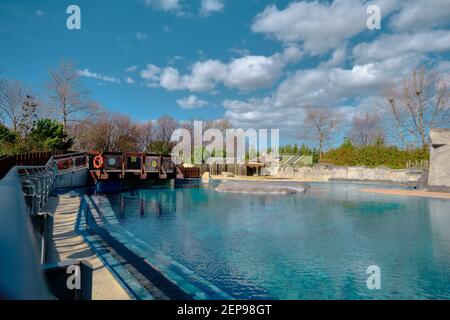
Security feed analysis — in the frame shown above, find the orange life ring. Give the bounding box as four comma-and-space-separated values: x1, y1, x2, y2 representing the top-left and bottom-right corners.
93, 155, 104, 169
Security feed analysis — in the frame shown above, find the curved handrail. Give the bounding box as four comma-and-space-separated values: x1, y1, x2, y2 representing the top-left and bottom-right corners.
0, 152, 88, 299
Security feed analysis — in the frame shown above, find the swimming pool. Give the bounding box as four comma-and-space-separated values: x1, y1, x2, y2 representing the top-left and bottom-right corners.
91, 180, 450, 299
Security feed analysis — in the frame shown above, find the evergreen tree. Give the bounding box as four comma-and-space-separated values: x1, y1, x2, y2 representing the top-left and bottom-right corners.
29, 119, 73, 151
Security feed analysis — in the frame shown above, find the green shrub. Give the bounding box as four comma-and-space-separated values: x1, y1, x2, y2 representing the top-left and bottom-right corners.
322, 140, 429, 169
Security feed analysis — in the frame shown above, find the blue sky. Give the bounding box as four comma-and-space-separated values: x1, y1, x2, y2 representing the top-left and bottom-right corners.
1, 0, 450, 144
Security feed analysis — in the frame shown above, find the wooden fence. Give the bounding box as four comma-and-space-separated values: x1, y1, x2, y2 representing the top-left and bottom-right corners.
11, 150, 68, 166
181, 167, 201, 179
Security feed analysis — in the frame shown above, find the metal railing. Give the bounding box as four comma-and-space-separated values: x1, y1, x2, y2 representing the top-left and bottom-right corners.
17, 152, 88, 216
0, 152, 91, 299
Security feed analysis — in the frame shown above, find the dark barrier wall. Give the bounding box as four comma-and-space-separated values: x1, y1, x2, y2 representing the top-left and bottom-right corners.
0, 168, 48, 299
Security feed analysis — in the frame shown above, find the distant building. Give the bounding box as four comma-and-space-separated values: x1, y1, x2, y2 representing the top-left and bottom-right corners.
246, 153, 313, 176
247, 153, 280, 176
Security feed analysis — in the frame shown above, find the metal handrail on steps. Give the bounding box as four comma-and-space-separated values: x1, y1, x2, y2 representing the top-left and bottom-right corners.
17, 152, 88, 216
0, 152, 90, 299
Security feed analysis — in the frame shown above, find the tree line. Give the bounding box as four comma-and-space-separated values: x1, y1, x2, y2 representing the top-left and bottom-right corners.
1, 62, 449, 168
0, 60, 231, 155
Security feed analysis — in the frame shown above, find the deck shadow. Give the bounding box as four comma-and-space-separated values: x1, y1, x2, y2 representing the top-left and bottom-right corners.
84, 209, 192, 300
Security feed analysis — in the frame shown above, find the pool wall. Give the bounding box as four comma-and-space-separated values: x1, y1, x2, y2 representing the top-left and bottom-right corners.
276, 165, 423, 185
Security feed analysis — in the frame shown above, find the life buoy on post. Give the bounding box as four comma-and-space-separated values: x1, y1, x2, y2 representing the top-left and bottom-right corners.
93, 154, 104, 169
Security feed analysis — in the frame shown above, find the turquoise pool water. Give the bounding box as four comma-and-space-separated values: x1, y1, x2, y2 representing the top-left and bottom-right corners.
94, 181, 450, 299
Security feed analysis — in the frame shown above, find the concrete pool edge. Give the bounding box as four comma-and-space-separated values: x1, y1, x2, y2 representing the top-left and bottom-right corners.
359, 189, 450, 200
47, 193, 132, 300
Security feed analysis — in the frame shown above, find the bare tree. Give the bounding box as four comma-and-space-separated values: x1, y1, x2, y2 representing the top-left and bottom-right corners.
47, 60, 96, 132
385, 68, 450, 149
155, 115, 178, 143
136, 121, 154, 152
349, 111, 384, 146
18, 95, 39, 138
71, 112, 140, 152
303, 107, 343, 160
0, 79, 31, 131
207, 118, 232, 133
111, 115, 140, 152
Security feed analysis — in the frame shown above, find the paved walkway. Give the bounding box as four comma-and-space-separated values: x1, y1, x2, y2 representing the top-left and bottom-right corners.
359, 188, 450, 200
46, 195, 131, 300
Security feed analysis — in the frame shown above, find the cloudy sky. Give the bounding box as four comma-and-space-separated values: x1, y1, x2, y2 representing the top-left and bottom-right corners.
1, 0, 449, 143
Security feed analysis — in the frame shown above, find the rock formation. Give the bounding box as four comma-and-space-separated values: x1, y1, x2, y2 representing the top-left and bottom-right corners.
215, 181, 308, 195
428, 128, 450, 192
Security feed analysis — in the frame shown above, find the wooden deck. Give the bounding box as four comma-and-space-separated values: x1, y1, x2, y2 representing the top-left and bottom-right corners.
88, 152, 185, 181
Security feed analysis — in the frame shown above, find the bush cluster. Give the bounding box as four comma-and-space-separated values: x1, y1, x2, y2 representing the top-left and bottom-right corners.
322, 139, 429, 169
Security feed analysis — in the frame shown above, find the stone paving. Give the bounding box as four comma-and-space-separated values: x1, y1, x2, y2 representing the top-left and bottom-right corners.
46, 195, 131, 300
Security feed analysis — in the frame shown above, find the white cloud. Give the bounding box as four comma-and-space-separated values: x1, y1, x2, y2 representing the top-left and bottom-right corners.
35, 10, 44, 17
324, 47, 347, 67
125, 77, 135, 84
221, 52, 425, 133
390, 0, 450, 31
78, 68, 121, 84
167, 55, 183, 65
159, 67, 184, 90
144, 0, 181, 12
223, 56, 283, 90
140, 64, 162, 82
229, 48, 251, 57
275, 53, 423, 108
223, 97, 307, 135
176, 95, 208, 109
161, 60, 225, 91
135, 32, 148, 40
223, 46, 303, 91
251, 0, 399, 55
143, 0, 226, 17
125, 65, 138, 73
200, 0, 225, 16
353, 30, 450, 64
158, 46, 303, 92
